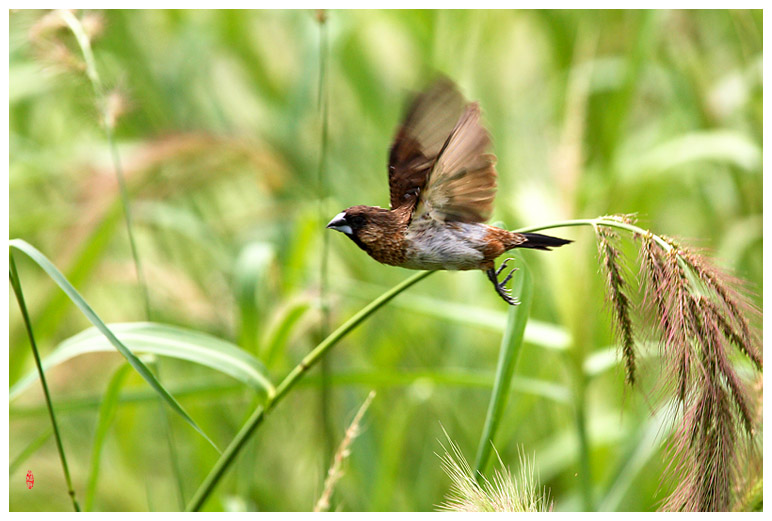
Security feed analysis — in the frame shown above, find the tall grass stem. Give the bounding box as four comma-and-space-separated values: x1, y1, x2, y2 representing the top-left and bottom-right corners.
59, 10, 152, 320
315, 9, 335, 458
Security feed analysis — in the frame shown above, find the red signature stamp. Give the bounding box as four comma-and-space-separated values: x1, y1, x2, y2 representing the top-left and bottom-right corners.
26, 470, 34, 489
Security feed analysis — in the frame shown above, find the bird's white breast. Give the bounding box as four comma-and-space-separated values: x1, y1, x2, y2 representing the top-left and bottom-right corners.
402, 217, 488, 270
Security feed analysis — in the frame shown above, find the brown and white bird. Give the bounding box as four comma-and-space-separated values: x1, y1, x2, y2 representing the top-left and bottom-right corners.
327, 78, 570, 305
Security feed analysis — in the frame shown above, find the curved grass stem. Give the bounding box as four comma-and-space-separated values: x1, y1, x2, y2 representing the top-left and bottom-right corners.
516, 217, 673, 252
186, 269, 434, 511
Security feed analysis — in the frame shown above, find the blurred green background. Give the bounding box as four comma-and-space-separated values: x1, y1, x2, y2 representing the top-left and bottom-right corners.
9, 9, 762, 511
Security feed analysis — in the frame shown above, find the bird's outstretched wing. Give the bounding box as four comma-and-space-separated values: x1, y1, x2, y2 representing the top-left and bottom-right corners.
388, 78, 466, 212
414, 103, 498, 223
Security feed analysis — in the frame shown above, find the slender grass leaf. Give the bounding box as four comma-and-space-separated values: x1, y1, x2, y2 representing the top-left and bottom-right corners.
11, 202, 124, 383
10, 322, 275, 401
9, 239, 221, 453
473, 252, 534, 476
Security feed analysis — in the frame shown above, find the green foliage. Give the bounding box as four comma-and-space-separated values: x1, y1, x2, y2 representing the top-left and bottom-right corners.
10, 322, 275, 400
10, 240, 222, 453
9, 9, 762, 512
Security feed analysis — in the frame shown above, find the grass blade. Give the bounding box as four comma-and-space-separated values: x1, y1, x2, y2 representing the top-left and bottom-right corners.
473, 252, 534, 477
9, 239, 221, 453
10, 322, 275, 401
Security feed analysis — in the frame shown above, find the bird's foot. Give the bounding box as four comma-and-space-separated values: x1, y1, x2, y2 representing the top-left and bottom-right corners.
487, 258, 520, 306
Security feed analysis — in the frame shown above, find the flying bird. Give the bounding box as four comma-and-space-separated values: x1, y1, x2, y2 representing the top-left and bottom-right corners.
327, 79, 570, 305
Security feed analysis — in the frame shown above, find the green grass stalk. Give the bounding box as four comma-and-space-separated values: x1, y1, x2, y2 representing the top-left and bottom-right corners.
186, 269, 434, 511
9, 254, 81, 512
316, 9, 335, 458
59, 9, 152, 320
516, 218, 672, 251
473, 254, 533, 477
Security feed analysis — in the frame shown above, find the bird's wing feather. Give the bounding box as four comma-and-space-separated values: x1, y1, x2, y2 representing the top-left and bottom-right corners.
413, 103, 498, 223
388, 79, 466, 212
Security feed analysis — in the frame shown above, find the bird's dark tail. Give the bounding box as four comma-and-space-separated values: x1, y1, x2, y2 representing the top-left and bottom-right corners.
516, 232, 572, 251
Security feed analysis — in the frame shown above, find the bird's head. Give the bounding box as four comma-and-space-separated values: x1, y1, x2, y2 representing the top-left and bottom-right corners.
326, 205, 398, 253
326, 205, 377, 238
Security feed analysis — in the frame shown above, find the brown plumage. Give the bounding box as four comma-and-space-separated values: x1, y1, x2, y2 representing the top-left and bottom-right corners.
327, 78, 571, 305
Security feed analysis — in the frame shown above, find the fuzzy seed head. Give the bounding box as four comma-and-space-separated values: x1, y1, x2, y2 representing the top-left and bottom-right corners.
596, 225, 637, 384
437, 437, 552, 513
635, 233, 761, 511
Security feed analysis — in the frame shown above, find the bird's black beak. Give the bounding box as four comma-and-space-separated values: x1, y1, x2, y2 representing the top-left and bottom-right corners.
326, 212, 353, 235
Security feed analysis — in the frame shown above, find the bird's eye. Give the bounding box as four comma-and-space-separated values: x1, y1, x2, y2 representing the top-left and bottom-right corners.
348, 215, 365, 227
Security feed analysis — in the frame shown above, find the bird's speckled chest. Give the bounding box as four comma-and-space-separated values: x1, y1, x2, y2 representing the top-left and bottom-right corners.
401, 217, 489, 270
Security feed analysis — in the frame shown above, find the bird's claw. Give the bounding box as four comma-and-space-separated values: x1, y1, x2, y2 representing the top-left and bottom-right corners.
487, 259, 520, 306
495, 257, 514, 276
